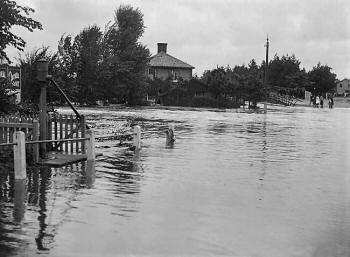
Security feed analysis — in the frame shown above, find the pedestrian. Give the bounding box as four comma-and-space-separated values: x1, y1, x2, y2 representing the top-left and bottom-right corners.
316, 96, 320, 108
330, 97, 334, 108
320, 95, 324, 108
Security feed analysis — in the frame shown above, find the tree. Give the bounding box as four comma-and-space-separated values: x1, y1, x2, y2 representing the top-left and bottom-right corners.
0, 0, 42, 62
101, 5, 150, 105
308, 63, 337, 94
56, 34, 79, 104
74, 25, 102, 105
268, 54, 302, 88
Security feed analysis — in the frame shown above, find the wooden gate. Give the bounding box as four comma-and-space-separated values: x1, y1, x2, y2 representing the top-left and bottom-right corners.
48, 114, 86, 154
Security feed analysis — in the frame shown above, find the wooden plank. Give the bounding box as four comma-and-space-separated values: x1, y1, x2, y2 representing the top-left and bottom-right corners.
0, 125, 3, 144
81, 115, 86, 154
59, 114, 63, 152
41, 153, 87, 166
47, 115, 52, 140
70, 115, 73, 153
64, 115, 68, 153
4, 126, 8, 143
40, 152, 102, 167
54, 114, 58, 149
0, 123, 33, 129
9, 126, 14, 143
75, 116, 79, 153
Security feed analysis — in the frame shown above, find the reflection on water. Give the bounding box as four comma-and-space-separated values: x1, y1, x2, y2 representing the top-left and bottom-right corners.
0, 106, 350, 257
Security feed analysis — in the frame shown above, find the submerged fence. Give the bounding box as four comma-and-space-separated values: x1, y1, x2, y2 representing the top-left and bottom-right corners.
0, 113, 86, 162
0, 115, 39, 162
0, 115, 39, 143
48, 114, 86, 154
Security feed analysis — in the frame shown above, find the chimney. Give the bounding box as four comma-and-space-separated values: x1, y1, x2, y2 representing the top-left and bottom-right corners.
157, 43, 167, 53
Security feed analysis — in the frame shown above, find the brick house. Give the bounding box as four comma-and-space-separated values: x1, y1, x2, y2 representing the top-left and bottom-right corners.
336, 78, 350, 96
148, 43, 194, 81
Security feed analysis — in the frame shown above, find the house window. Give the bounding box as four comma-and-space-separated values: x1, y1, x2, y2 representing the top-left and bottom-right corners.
0, 71, 5, 78
339, 84, 342, 88
171, 70, 178, 81
148, 68, 157, 78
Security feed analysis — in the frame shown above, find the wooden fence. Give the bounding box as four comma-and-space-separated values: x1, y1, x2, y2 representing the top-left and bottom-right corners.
0, 115, 39, 161
48, 114, 86, 154
0, 115, 39, 144
0, 113, 85, 157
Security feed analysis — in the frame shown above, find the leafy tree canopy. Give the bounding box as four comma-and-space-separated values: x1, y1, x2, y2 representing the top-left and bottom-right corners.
101, 5, 150, 105
0, 0, 42, 62
308, 63, 337, 94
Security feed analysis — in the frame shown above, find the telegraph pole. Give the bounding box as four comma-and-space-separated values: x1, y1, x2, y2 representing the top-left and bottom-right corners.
264, 35, 269, 113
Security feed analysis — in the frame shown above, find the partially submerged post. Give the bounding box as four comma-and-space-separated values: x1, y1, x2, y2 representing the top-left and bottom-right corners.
13, 131, 26, 180
133, 125, 141, 150
264, 36, 269, 114
86, 129, 96, 161
166, 124, 175, 145
32, 121, 40, 163
13, 179, 26, 223
37, 59, 49, 157
85, 160, 96, 188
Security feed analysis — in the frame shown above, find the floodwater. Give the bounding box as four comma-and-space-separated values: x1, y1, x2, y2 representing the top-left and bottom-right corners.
0, 105, 350, 257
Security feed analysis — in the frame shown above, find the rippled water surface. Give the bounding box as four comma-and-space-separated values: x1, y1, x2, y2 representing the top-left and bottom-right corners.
1, 106, 350, 257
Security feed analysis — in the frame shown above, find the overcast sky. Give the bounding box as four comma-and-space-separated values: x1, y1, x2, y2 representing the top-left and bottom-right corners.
7, 0, 350, 78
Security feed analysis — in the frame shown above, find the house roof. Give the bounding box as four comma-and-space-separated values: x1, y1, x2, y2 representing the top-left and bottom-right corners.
338, 78, 350, 83
149, 52, 194, 69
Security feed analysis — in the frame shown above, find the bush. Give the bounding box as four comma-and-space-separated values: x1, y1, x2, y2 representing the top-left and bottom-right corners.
190, 96, 240, 108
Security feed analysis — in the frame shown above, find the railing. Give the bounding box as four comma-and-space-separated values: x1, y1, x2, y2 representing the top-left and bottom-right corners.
0, 115, 40, 162
268, 93, 301, 106
0, 125, 143, 180
0, 115, 39, 143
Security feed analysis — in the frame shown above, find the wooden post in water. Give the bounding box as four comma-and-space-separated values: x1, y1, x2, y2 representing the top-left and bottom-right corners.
85, 160, 96, 188
133, 126, 141, 150
264, 35, 269, 114
32, 121, 40, 163
166, 124, 175, 145
37, 59, 49, 157
13, 179, 26, 223
86, 129, 96, 161
13, 131, 26, 179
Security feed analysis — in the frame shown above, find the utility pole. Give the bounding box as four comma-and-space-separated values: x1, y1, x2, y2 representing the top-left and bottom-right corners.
264, 35, 269, 113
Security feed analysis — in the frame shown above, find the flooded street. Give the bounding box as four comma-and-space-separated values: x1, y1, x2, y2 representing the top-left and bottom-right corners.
1, 106, 350, 257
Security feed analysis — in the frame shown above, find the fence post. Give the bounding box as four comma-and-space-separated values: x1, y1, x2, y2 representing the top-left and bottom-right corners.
86, 129, 95, 161
13, 131, 26, 179
81, 115, 86, 154
133, 125, 141, 150
13, 179, 26, 223
85, 160, 96, 188
33, 121, 39, 163
166, 124, 175, 144
39, 88, 47, 157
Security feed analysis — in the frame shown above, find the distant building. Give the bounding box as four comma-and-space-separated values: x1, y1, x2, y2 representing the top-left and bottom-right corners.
148, 43, 194, 81
336, 78, 350, 96
0, 60, 21, 103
